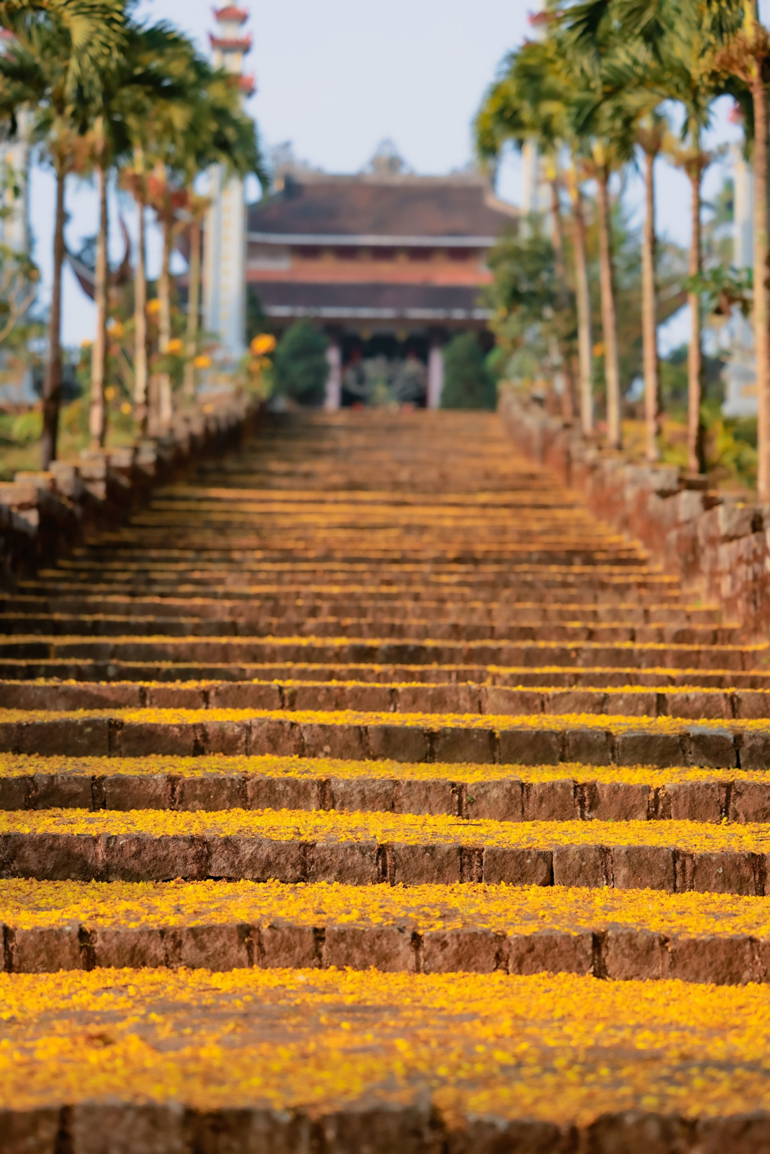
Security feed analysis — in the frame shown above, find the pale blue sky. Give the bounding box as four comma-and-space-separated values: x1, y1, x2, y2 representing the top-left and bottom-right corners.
26, 0, 770, 350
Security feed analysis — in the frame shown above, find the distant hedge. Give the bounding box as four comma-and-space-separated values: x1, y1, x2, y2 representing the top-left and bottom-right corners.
273, 322, 328, 406
440, 334, 497, 410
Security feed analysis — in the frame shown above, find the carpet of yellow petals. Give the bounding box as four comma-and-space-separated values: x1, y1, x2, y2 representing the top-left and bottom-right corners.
2, 411, 770, 1151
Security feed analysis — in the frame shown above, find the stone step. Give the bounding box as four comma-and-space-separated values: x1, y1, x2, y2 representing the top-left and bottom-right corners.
151, 487, 589, 507
32, 566, 682, 594
3, 752, 769, 823
0, 634, 761, 670
0, 594, 719, 625
3, 877, 770, 985
3, 807, 770, 894
2, 678, 769, 720
9, 961, 770, 1152
0, 614, 739, 645
47, 547, 649, 567
121, 517, 627, 538
5, 658, 768, 689
0, 706, 761, 767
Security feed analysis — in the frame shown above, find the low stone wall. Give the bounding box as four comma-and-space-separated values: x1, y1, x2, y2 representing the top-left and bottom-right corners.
499, 385, 770, 637
0, 396, 261, 590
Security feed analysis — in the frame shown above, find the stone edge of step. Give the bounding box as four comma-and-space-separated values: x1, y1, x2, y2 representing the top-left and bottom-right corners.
1, 831, 767, 897
0, 714, 763, 770
2, 768, 767, 825
0, 918, 764, 987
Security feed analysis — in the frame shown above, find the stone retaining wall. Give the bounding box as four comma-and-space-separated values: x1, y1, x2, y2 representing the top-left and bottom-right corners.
499, 385, 770, 637
0, 396, 261, 590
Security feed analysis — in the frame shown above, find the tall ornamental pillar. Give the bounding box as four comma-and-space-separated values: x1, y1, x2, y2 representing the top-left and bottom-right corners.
427, 341, 444, 409
325, 341, 342, 410
203, 6, 255, 368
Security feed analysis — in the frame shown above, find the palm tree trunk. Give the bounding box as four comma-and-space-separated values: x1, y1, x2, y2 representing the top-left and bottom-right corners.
183, 216, 201, 399
158, 213, 173, 430
568, 167, 593, 436
687, 163, 706, 474
41, 161, 66, 469
548, 173, 575, 424
753, 77, 770, 499
89, 161, 109, 449
133, 196, 149, 435
642, 148, 660, 463
595, 163, 622, 449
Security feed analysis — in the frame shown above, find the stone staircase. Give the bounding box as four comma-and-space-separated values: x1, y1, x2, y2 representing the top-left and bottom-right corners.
3, 410, 770, 1151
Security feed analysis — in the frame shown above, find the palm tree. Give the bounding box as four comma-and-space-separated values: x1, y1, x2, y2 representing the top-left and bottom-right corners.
665, 134, 712, 473
475, 36, 580, 426
140, 56, 266, 427
636, 111, 666, 461
575, 20, 667, 460
116, 23, 200, 435
84, 18, 200, 447
0, 0, 126, 466
179, 73, 267, 402
120, 152, 150, 431
705, 0, 770, 496
554, 0, 648, 452
562, 0, 730, 472
564, 160, 594, 434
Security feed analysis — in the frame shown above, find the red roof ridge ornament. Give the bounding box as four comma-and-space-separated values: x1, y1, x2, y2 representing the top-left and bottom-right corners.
213, 5, 248, 22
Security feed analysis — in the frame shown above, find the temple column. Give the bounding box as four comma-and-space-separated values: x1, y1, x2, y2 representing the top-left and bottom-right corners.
427, 341, 444, 409
325, 340, 342, 410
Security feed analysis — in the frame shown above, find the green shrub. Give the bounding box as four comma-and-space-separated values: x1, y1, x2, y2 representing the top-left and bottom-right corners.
273, 322, 328, 406
440, 333, 497, 410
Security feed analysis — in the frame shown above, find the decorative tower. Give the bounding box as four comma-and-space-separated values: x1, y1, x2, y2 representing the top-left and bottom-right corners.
202, 6, 255, 369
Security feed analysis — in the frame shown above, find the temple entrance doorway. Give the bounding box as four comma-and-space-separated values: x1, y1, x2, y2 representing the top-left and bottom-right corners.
340, 333, 430, 408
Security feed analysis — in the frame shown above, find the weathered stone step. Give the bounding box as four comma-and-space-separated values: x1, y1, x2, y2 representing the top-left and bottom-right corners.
0, 706, 764, 768
5, 657, 770, 691
1, 594, 718, 626
4, 877, 770, 985
0, 613, 738, 645
34, 563, 681, 593
17, 966, 770, 1154
3, 678, 769, 721
55, 545, 649, 567
152, 486, 588, 507
124, 515, 624, 538
1, 634, 761, 671
3, 808, 770, 894
3, 752, 770, 824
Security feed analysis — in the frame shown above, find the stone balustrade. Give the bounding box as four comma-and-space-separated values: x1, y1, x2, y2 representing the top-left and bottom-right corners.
499, 384, 770, 637
0, 395, 262, 590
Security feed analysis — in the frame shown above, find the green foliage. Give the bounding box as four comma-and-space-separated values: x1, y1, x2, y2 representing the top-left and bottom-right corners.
486, 226, 569, 381
659, 344, 725, 415
705, 404, 757, 491
440, 333, 497, 411
0, 407, 41, 445
273, 322, 328, 407
686, 264, 752, 319
487, 199, 686, 403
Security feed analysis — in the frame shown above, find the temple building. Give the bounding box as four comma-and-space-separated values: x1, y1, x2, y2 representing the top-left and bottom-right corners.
201, 11, 518, 408
244, 147, 518, 408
